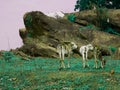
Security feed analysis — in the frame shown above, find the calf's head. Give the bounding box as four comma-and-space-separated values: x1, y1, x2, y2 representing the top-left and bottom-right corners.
70, 42, 77, 50
87, 44, 94, 50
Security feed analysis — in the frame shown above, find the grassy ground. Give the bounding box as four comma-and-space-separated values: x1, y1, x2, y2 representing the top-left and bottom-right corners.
0, 55, 120, 90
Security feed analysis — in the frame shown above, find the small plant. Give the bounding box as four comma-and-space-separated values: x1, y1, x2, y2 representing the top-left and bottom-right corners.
79, 24, 98, 30
82, 85, 89, 90
98, 86, 105, 90
95, 7, 120, 36
104, 27, 120, 36
24, 14, 32, 27
109, 46, 117, 54
27, 29, 33, 37
2, 51, 14, 61
67, 14, 76, 22
95, 7, 108, 30
74, 77, 81, 86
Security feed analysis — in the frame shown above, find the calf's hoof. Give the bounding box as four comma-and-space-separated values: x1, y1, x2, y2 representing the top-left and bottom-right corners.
59, 67, 65, 71
67, 65, 70, 68
87, 65, 89, 68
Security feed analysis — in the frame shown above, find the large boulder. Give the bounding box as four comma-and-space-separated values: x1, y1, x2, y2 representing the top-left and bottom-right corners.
19, 11, 87, 58
19, 11, 120, 58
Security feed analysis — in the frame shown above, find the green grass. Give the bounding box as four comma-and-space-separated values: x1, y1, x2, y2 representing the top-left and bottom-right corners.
0, 56, 120, 90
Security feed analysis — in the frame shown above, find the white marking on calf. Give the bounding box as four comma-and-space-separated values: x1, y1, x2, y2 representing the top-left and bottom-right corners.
79, 44, 93, 68
57, 42, 77, 68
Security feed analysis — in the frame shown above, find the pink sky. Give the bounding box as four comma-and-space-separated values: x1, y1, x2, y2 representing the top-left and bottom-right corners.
0, 0, 76, 50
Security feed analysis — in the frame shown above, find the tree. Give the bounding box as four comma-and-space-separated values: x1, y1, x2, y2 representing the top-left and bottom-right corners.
74, 0, 120, 11
74, 0, 91, 11
110, 0, 120, 9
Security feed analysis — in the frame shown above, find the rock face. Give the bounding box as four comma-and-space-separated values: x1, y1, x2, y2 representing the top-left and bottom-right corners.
19, 11, 120, 58
74, 9, 120, 33
19, 11, 86, 58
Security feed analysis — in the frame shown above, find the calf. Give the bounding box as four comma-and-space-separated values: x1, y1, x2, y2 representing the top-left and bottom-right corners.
94, 46, 106, 68
57, 42, 77, 69
79, 44, 94, 68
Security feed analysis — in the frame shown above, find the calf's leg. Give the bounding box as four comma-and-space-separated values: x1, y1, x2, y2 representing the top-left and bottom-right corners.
82, 53, 86, 68
94, 54, 98, 68
85, 51, 89, 67
61, 51, 65, 68
67, 53, 70, 68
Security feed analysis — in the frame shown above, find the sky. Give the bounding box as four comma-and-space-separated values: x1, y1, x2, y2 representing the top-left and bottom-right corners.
0, 0, 76, 50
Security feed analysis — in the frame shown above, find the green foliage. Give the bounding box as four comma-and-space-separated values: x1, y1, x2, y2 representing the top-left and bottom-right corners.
95, 7, 108, 30
24, 14, 33, 37
67, 14, 76, 22
74, 0, 105, 11
79, 24, 98, 30
82, 85, 89, 90
109, 46, 117, 53
74, 0, 120, 11
98, 86, 105, 90
27, 29, 33, 37
0, 56, 120, 89
24, 14, 32, 27
2, 51, 14, 61
95, 7, 120, 35
74, 0, 90, 11
104, 27, 120, 36
74, 0, 120, 36
106, 0, 120, 9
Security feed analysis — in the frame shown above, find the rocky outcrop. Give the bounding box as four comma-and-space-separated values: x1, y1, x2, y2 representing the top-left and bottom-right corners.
19, 11, 87, 58
19, 11, 120, 58
74, 9, 120, 33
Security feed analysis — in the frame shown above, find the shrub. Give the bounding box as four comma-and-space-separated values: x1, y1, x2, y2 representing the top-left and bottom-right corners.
67, 14, 76, 22
95, 7, 108, 30
27, 29, 33, 37
104, 27, 120, 36
79, 24, 98, 30
24, 14, 32, 27
95, 7, 120, 36
2, 51, 14, 61
108, 46, 117, 54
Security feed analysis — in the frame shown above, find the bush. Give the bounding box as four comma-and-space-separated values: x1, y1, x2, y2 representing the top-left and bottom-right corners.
108, 46, 117, 54
24, 14, 32, 27
104, 27, 120, 36
79, 24, 98, 30
95, 7, 120, 36
27, 29, 33, 37
67, 14, 76, 22
2, 51, 14, 61
95, 7, 108, 30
